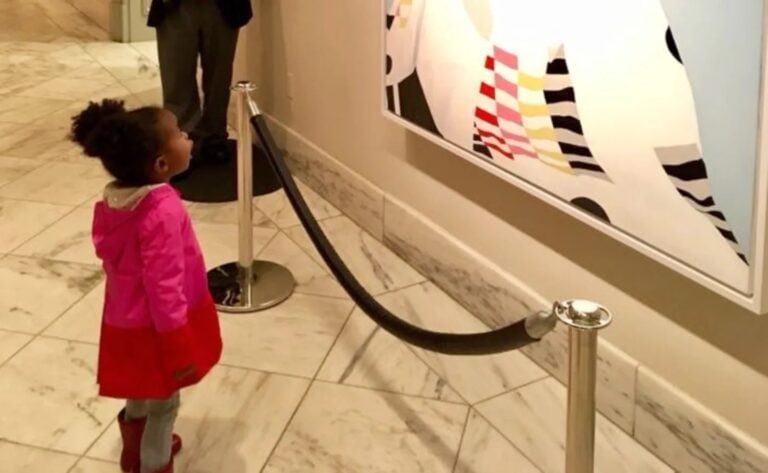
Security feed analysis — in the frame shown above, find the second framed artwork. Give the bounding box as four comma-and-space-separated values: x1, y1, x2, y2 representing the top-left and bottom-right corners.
383, 0, 768, 312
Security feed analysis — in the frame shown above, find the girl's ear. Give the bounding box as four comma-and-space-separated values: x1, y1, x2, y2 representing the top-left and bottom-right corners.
153, 155, 170, 175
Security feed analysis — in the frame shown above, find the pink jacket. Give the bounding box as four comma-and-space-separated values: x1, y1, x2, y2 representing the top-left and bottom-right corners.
92, 184, 221, 399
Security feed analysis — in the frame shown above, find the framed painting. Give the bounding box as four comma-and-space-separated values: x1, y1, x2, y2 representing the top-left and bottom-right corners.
382, 0, 768, 313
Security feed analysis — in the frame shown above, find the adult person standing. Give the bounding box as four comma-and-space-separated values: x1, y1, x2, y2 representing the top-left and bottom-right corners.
148, 0, 253, 162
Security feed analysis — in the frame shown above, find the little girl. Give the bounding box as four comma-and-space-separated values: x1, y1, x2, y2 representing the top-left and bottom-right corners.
70, 99, 222, 473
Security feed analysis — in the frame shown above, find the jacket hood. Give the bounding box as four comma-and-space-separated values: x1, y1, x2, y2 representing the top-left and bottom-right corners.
92, 183, 170, 261
103, 182, 165, 211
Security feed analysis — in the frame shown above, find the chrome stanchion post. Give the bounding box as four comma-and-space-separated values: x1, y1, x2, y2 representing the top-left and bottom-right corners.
236, 81, 255, 307
208, 81, 296, 313
555, 300, 613, 473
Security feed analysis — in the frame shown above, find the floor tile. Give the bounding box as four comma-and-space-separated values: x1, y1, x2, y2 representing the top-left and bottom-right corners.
476, 378, 673, 473
284, 216, 425, 295
129, 41, 159, 65
30, 3, 109, 42
0, 256, 102, 333
193, 221, 278, 270
262, 382, 468, 473
131, 87, 163, 107
0, 337, 121, 454
80, 189, 104, 209
218, 293, 354, 377
257, 231, 347, 299
0, 161, 110, 205
187, 200, 276, 228
38, 61, 118, 82
454, 410, 539, 473
0, 440, 79, 473
118, 75, 161, 97
81, 42, 157, 83
62, 16, 109, 41
8, 51, 105, 76
318, 309, 464, 403
0, 123, 82, 161
70, 458, 119, 473
0, 94, 73, 123
0, 120, 19, 136
0, 69, 41, 96
88, 366, 309, 473
18, 77, 131, 102
255, 180, 341, 229
376, 282, 548, 404
14, 207, 97, 265
0, 9, 68, 43
44, 281, 104, 344
27, 100, 107, 130
0, 329, 32, 364
0, 198, 72, 253
0, 155, 41, 187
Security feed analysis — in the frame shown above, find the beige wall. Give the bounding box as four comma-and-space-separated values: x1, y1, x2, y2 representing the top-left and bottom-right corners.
239, 0, 768, 443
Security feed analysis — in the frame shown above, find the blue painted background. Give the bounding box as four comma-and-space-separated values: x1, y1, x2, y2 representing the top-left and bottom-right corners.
660, 0, 763, 257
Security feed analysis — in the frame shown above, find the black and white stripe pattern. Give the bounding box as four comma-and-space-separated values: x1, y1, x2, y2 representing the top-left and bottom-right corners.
472, 123, 493, 159
544, 46, 609, 180
656, 144, 748, 264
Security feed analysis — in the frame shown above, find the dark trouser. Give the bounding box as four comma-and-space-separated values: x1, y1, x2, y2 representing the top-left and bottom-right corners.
156, 0, 238, 140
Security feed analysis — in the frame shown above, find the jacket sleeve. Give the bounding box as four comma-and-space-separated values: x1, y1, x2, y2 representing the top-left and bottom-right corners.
138, 211, 197, 376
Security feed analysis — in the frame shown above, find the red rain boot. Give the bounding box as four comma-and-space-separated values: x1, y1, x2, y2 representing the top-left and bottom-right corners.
117, 409, 183, 473
118, 409, 144, 473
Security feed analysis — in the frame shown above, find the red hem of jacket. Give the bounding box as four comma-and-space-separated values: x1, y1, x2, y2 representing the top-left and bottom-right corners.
97, 294, 222, 399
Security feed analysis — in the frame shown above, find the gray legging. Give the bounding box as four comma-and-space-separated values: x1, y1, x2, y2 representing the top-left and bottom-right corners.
125, 392, 180, 473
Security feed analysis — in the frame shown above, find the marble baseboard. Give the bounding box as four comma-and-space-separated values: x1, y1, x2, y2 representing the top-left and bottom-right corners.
521, 322, 639, 434
264, 115, 385, 240
284, 216, 426, 296
476, 377, 672, 473
635, 367, 768, 473
258, 117, 768, 473
383, 196, 547, 328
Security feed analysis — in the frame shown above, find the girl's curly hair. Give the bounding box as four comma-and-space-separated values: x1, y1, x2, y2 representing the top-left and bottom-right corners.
70, 99, 164, 186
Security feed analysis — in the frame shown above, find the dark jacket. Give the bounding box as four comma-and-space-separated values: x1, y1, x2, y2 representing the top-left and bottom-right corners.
148, 0, 253, 29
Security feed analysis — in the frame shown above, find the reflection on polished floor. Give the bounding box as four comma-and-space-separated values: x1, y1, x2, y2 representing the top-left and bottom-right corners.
0, 2, 673, 472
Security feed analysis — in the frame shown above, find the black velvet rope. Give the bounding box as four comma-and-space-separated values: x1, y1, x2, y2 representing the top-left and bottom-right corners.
251, 115, 543, 355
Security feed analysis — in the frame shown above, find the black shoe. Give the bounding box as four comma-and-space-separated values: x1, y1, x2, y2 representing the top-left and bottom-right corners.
188, 131, 205, 157
200, 136, 231, 164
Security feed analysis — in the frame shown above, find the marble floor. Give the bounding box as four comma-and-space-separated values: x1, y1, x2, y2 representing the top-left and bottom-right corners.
0, 2, 674, 472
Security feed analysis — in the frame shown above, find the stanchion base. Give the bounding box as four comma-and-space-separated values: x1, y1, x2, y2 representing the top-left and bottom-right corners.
171, 139, 281, 203
208, 261, 295, 313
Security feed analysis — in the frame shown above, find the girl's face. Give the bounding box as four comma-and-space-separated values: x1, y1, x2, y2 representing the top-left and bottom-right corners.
152, 109, 193, 181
